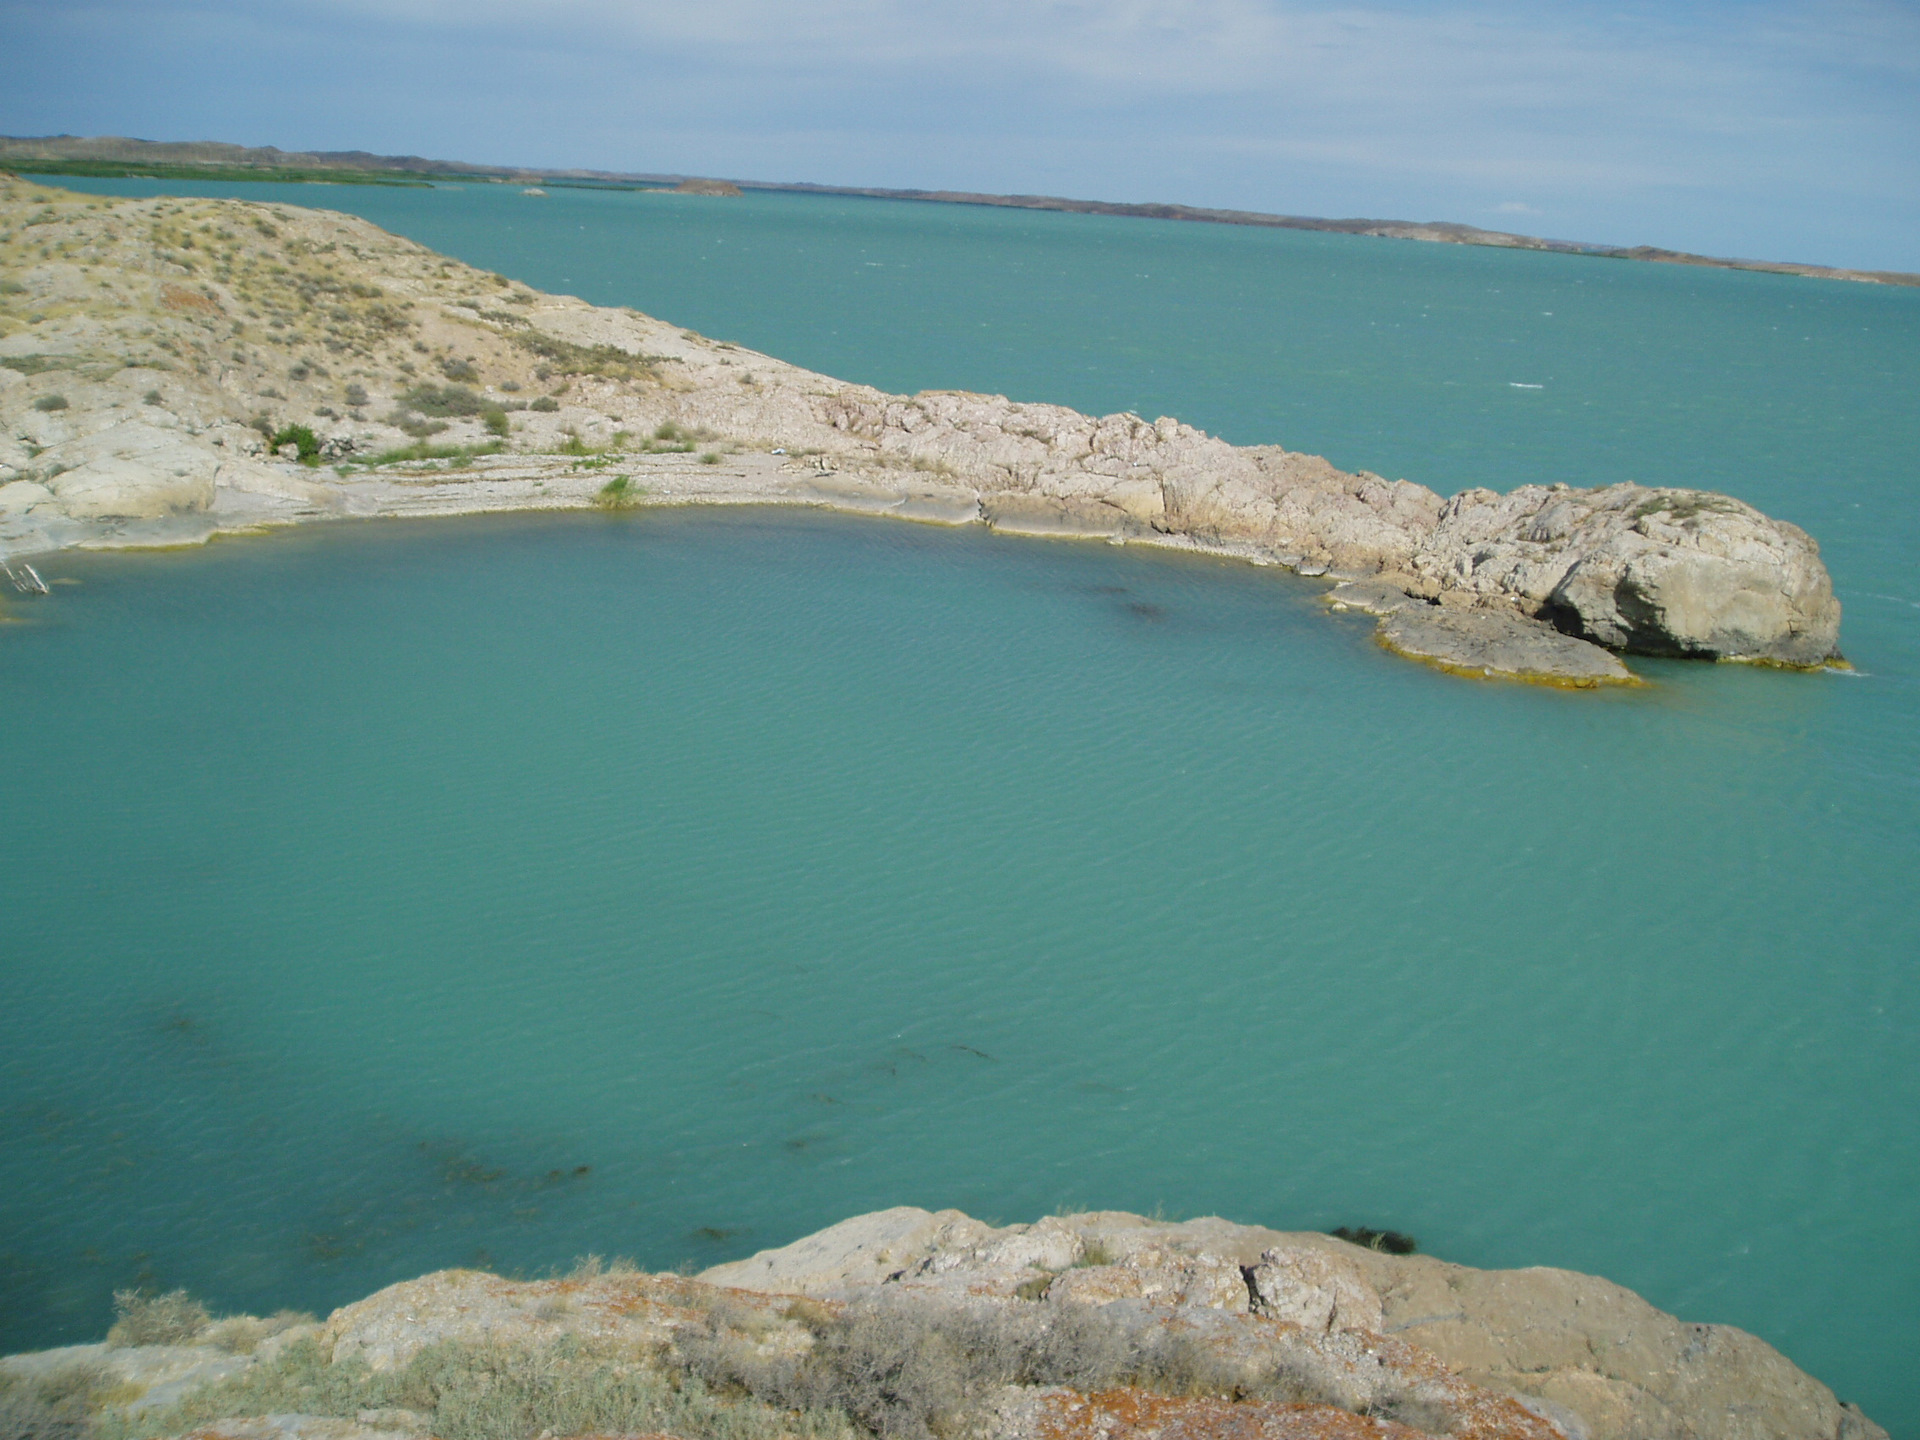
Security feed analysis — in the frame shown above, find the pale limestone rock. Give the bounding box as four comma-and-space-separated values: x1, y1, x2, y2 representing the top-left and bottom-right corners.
1046, 1245, 1249, 1312
320, 1268, 715, 1372
1326, 580, 1426, 615
699, 1205, 995, 1293
982, 494, 1137, 539
1360, 1254, 1886, 1440
0, 479, 54, 511
28, 422, 219, 519
1378, 606, 1636, 686
1414, 484, 1840, 665
1246, 1244, 1384, 1333
700, 1209, 1883, 1440
918, 1214, 1086, 1282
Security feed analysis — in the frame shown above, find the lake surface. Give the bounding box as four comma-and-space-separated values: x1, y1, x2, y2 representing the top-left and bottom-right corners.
6, 177, 1919, 1429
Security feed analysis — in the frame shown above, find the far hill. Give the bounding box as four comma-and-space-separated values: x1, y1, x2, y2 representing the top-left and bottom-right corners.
2, 133, 1912, 287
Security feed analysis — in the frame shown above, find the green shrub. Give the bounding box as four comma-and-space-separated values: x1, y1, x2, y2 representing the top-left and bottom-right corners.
482, 408, 510, 437
269, 425, 320, 462
595, 475, 642, 509
32, 393, 68, 412
529, 396, 559, 412
107, 1287, 211, 1347
362, 440, 504, 467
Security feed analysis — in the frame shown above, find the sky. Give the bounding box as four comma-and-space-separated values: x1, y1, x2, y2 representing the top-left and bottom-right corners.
2, 0, 1917, 271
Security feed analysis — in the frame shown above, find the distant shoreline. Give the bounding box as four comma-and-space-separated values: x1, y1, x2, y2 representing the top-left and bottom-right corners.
3, 133, 1914, 288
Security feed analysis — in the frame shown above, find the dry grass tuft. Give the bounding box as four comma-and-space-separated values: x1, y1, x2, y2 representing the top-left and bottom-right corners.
106, 1289, 211, 1348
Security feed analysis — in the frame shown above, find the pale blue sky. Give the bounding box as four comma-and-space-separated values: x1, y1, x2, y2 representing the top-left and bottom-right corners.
3, 0, 1916, 269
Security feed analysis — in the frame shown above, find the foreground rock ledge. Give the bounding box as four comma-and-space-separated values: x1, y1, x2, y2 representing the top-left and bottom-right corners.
0, 177, 1842, 680
0, 1207, 1885, 1440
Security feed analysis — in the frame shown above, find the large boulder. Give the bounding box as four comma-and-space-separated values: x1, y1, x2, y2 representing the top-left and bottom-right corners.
1414, 484, 1840, 665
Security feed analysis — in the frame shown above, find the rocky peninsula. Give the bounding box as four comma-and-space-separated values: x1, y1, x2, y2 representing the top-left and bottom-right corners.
0, 176, 1842, 683
0, 1206, 1886, 1440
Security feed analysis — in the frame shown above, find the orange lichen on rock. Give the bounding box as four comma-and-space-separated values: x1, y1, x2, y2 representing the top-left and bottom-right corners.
1031, 1386, 1563, 1440
1033, 1388, 1422, 1440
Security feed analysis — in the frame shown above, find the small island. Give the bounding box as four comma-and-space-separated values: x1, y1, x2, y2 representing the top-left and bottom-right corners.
0, 176, 1842, 684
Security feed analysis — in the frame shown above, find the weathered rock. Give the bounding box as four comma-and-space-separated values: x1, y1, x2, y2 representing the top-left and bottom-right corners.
1325, 581, 1426, 616
1, 1204, 1887, 1440
0, 1340, 252, 1412
701, 1208, 1885, 1440
996, 1381, 1558, 1440
320, 1267, 728, 1372
983, 493, 1139, 539
699, 1204, 996, 1294
1046, 1244, 1249, 1312
1247, 1245, 1384, 1334
1412, 484, 1840, 665
0, 479, 54, 511
28, 422, 219, 519
1377, 606, 1637, 686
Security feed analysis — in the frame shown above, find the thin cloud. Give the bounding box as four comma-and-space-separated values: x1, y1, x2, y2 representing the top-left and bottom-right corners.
2, 0, 1915, 266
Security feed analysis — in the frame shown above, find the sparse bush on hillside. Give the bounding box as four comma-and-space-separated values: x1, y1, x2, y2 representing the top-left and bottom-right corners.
96, 1285, 1368, 1440
675, 1295, 1343, 1440
512, 332, 660, 383
32, 393, 67, 411
101, 1335, 851, 1440
107, 1288, 211, 1347
401, 383, 490, 418
201, 1310, 316, 1356
0, 1359, 108, 1440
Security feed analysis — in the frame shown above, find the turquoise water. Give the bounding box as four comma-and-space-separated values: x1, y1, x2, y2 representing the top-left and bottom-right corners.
5, 179, 1919, 1429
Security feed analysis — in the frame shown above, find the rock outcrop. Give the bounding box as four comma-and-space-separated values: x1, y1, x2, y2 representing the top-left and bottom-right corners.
701, 1207, 1883, 1440
0, 177, 1842, 679
0, 1207, 1883, 1440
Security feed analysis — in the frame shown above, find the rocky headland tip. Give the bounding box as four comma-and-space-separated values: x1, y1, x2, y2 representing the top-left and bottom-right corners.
0, 176, 1842, 685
